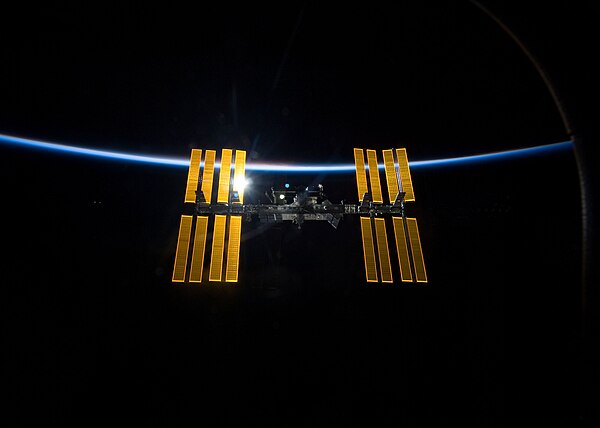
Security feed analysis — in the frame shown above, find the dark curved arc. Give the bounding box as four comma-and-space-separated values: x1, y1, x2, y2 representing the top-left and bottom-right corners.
468, 0, 573, 137
468, 1, 596, 424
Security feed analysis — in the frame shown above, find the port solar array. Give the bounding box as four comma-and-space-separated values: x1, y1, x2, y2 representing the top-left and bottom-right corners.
173, 149, 246, 283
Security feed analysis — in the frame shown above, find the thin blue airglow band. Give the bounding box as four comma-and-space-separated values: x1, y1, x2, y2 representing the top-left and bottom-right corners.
0, 133, 573, 172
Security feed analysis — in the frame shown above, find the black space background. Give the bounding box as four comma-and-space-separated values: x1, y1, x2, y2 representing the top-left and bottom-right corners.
1, 2, 594, 426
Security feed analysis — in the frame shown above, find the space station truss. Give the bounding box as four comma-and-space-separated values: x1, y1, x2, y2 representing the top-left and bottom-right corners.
354, 148, 427, 283
173, 148, 246, 283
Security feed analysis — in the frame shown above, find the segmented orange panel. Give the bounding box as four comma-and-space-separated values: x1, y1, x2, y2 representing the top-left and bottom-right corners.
406, 218, 427, 283
201, 150, 216, 204
360, 217, 378, 282
232, 150, 246, 204
392, 216, 413, 282
209, 215, 227, 281
353, 148, 369, 203
217, 149, 233, 203
382, 149, 400, 204
366, 150, 383, 203
374, 218, 393, 283
225, 216, 242, 282
396, 148, 414, 202
184, 149, 202, 203
189, 216, 208, 283
172, 215, 193, 282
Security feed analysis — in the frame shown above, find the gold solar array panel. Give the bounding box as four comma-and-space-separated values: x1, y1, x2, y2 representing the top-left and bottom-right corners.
172, 215, 193, 282
184, 149, 202, 203
396, 148, 414, 202
392, 217, 413, 282
188, 216, 209, 283
407, 218, 427, 283
201, 150, 216, 204
209, 215, 227, 281
225, 216, 242, 282
374, 218, 393, 283
366, 149, 383, 203
217, 149, 233, 203
360, 217, 378, 282
232, 150, 246, 204
382, 149, 399, 204
353, 148, 369, 203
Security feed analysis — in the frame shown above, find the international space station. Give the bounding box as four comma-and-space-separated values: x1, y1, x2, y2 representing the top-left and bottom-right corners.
172, 148, 427, 284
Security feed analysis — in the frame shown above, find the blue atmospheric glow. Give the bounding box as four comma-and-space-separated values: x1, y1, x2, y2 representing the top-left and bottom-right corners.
1, 133, 573, 173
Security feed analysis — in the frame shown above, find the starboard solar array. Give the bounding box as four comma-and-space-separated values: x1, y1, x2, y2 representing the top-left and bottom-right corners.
172, 147, 427, 284
354, 148, 427, 283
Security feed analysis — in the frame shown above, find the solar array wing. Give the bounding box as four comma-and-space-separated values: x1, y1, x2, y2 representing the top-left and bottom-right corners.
360, 217, 378, 282
184, 149, 202, 203
396, 148, 415, 202
201, 150, 216, 204
217, 149, 233, 204
382, 149, 400, 204
172, 215, 193, 282
232, 150, 246, 204
188, 216, 208, 283
406, 218, 427, 282
374, 218, 393, 283
225, 216, 242, 282
392, 216, 413, 282
209, 215, 227, 281
353, 148, 369, 203
366, 149, 383, 203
